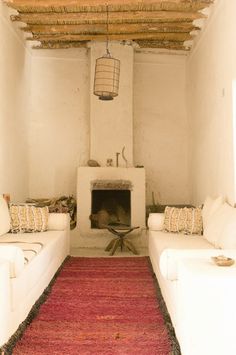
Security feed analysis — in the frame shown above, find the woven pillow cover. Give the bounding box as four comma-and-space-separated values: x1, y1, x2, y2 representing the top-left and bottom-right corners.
10, 204, 49, 233
163, 206, 203, 235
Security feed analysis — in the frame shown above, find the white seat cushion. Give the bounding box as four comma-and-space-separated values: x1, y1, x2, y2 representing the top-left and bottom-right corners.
149, 230, 212, 262
159, 248, 235, 281
2, 230, 67, 311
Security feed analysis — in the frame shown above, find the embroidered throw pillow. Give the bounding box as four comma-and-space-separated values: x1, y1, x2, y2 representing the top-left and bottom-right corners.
10, 204, 49, 233
163, 206, 203, 235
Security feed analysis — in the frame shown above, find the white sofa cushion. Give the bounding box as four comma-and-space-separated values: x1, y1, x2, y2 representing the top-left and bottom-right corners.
9, 230, 68, 312
202, 196, 225, 230
159, 248, 236, 281
0, 195, 10, 236
149, 230, 213, 264
204, 202, 234, 247
47, 213, 69, 231
148, 213, 164, 231
218, 207, 236, 249
0, 246, 25, 278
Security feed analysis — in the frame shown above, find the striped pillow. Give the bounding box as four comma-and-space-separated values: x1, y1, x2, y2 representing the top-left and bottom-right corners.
10, 204, 49, 233
163, 206, 203, 235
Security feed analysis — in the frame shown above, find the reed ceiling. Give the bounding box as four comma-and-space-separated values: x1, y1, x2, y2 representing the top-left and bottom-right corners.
4, 0, 214, 50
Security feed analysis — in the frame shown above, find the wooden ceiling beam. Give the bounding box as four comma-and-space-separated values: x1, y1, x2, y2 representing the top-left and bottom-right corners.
33, 41, 88, 49
4, 0, 214, 50
22, 22, 198, 35
11, 10, 206, 25
28, 32, 192, 42
5, 0, 214, 13
33, 39, 188, 50
136, 39, 189, 50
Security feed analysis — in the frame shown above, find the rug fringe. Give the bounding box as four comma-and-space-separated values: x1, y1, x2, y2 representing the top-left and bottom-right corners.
0, 256, 70, 354
147, 257, 182, 355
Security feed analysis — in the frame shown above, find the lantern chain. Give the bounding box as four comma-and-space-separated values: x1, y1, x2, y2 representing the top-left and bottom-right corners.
106, 4, 111, 57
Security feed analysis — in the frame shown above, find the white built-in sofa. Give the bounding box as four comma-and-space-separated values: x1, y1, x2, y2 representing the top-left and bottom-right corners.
148, 196, 236, 355
0, 195, 70, 348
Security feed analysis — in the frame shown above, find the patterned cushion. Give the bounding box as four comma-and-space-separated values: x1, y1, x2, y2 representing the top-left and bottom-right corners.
10, 204, 49, 233
163, 206, 203, 235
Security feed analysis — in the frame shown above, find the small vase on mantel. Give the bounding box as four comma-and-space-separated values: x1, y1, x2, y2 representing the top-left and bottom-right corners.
106, 159, 113, 167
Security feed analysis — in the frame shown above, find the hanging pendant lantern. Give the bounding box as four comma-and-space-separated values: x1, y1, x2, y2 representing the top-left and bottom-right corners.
94, 54, 120, 100
93, 5, 120, 101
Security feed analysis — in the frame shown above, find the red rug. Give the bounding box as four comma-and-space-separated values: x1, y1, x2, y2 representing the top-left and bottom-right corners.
11, 257, 178, 354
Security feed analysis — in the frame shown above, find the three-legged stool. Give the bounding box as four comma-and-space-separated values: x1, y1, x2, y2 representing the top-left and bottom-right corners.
105, 225, 139, 256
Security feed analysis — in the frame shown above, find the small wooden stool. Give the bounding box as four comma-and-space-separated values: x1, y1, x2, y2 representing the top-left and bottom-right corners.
105, 225, 139, 256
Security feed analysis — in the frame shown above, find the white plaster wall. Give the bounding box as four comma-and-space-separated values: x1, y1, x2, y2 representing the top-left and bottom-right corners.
133, 52, 190, 205
28, 49, 90, 198
0, 3, 30, 201
89, 42, 134, 167
187, 0, 236, 205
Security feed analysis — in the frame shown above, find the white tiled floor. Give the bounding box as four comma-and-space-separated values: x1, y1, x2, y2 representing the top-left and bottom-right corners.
70, 246, 149, 257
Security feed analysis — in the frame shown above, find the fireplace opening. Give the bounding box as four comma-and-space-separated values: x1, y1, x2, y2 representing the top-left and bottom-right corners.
90, 190, 131, 229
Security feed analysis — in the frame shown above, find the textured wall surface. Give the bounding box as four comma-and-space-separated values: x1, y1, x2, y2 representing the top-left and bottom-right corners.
133, 52, 190, 205
27, 46, 191, 205
4, 2, 235, 209
28, 49, 90, 198
187, 0, 236, 205
0, 3, 30, 201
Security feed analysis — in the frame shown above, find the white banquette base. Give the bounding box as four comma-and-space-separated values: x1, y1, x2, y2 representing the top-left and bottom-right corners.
149, 230, 213, 338
148, 213, 236, 355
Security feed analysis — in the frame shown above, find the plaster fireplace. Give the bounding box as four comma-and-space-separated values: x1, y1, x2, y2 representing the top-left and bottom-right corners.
74, 42, 146, 248
77, 168, 145, 246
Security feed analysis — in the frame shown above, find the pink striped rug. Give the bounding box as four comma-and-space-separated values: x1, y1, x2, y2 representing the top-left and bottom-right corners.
7, 257, 180, 354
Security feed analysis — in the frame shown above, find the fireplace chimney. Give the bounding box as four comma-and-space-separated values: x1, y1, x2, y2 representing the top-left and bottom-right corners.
89, 42, 134, 167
